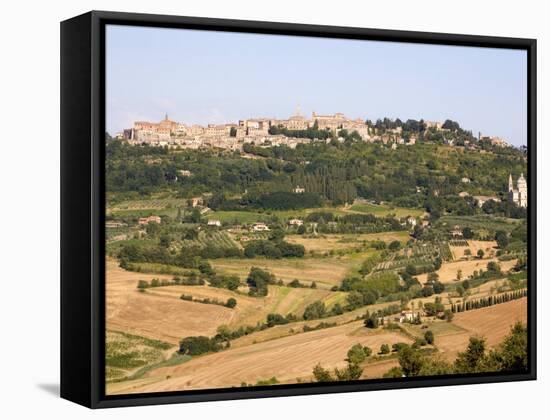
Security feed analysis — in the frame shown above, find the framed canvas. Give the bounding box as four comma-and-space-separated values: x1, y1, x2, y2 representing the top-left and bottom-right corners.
60, 11, 536, 408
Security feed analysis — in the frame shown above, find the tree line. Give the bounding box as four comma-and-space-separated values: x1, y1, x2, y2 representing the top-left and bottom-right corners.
451, 289, 527, 313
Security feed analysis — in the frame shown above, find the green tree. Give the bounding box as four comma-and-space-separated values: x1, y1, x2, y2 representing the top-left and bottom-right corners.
347, 344, 370, 364
424, 330, 435, 345
303, 301, 326, 320
398, 345, 424, 376
454, 336, 487, 373
225, 298, 237, 308
364, 312, 379, 329
312, 364, 334, 382
380, 343, 390, 354
246, 267, 276, 296
334, 363, 363, 381
462, 227, 474, 239
483, 322, 527, 372
266, 313, 289, 327
137, 280, 149, 290
427, 272, 439, 283
495, 230, 509, 248
216, 325, 231, 341
388, 240, 401, 251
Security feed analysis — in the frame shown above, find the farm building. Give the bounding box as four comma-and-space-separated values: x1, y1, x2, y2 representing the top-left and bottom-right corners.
138, 215, 161, 225
189, 197, 204, 207
473, 195, 501, 208
207, 219, 222, 227
395, 311, 416, 323
105, 221, 127, 228
251, 222, 270, 232
288, 218, 304, 226
450, 225, 463, 237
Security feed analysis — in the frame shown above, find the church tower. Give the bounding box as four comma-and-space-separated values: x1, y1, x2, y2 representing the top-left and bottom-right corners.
508, 173, 527, 208
517, 173, 527, 207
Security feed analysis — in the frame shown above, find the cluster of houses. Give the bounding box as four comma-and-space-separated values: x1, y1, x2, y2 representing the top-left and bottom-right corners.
114, 110, 471, 151
112, 110, 514, 153
138, 215, 161, 225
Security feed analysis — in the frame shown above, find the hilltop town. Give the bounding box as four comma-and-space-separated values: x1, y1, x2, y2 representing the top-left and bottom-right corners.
113, 109, 513, 152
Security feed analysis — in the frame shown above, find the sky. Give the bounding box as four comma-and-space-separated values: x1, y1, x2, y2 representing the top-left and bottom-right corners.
106, 24, 527, 146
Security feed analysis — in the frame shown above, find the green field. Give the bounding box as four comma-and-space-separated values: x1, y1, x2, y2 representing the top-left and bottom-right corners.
350, 203, 425, 218
206, 207, 350, 224
119, 262, 199, 276
106, 331, 175, 382
399, 320, 467, 339
437, 215, 522, 233
206, 211, 272, 224
110, 198, 187, 211
109, 207, 180, 218
210, 252, 374, 288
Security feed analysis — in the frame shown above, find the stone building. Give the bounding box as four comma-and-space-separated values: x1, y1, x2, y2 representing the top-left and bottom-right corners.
508, 173, 527, 207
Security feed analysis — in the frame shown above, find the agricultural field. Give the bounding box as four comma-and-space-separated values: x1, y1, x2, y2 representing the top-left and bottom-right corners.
107, 321, 412, 394
210, 253, 370, 288
437, 215, 522, 235
106, 259, 235, 343
349, 203, 425, 218
199, 203, 424, 225
285, 231, 410, 254
376, 241, 453, 271
109, 198, 187, 212
416, 257, 518, 284
448, 240, 497, 260
106, 331, 175, 382
436, 298, 527, 360
107, 258, 350, 338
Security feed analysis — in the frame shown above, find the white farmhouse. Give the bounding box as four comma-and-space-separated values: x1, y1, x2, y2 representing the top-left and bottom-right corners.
251, 222, 270, 232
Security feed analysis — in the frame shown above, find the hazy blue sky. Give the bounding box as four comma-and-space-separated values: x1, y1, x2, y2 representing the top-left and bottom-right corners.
106, 25, 527, 146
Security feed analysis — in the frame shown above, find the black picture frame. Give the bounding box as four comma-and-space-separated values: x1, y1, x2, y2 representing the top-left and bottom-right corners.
61, 10, 537, 409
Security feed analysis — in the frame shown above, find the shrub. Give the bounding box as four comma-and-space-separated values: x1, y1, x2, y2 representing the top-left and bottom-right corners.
347, 344, 372, 364
303, 301, 327, 320
389, 240, 401, 251
137, 280, 149, 290
247, 267, 276, 296
178, 336, 225, 356
392, 342, 409, 353
225, 298, 237, 308
380, 344, 390, 354
424, 330, 435, 345
364, 312, 379, 329
266, 313, 289, 327
209, 274, 240, 291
